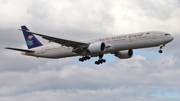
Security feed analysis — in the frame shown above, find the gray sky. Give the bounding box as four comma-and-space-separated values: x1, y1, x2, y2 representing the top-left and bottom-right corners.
0, 0, 180, 101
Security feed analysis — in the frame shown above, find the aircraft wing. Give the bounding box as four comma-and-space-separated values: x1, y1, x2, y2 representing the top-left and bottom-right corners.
5, 47, 35, 52
25, 30, 89, 48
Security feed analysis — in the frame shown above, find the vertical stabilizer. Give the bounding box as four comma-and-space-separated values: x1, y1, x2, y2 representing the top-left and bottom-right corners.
21, 26, 43, 49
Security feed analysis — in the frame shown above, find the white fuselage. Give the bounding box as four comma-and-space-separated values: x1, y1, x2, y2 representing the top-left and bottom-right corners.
22, 31, 174, 58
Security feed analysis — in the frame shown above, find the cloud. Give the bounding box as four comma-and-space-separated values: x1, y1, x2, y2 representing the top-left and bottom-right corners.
0, 28, 25, 48
104, 0, 180, 34
0, 55, 180, 101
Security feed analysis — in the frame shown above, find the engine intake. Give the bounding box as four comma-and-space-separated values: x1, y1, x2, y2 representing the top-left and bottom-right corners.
88, 42, 106, 53
115, 50, 133, 59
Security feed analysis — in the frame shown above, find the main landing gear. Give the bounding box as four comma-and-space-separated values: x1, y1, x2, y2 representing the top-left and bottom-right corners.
95, 59, 106, 65
79, 56, 91, 62
79, 54, 106, 65
159, 44, 165, 54
95, 54, 106, 65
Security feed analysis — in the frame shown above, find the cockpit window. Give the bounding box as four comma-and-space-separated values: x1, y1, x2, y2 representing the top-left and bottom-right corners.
165, 33, 170, 36
146, 32, 150, 35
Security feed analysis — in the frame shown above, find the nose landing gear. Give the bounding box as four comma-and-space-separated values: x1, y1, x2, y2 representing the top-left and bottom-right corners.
159, 44, 165, 54
159, 50, 163, 53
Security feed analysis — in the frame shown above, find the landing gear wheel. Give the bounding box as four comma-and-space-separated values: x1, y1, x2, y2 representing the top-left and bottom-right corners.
95, 61, 99, 65
82, 57, 87, 61
99, 60, 103, 64
159, 50, 163, 53
79, 56, 91, 62
102, 59, 106, 63
94, 54, 106, 65
95, 59, 106, 65
79, 58, 84, 62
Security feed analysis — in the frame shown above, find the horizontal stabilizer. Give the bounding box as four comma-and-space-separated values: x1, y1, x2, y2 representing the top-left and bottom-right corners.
5, 47, 35, 52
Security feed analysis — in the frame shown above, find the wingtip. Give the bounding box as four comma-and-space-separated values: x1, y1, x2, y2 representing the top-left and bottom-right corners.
4, 47, 9, 49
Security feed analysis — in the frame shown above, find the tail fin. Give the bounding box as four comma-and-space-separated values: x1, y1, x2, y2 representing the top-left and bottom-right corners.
21, 26, 43, 49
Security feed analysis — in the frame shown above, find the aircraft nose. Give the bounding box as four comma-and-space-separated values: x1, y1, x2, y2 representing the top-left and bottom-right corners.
170, 36, 174, 41
167, 35, 174, 43
165, 34, 174, 43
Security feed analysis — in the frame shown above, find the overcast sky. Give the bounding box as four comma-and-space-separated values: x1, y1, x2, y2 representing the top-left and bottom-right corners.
0, 0, 180, 101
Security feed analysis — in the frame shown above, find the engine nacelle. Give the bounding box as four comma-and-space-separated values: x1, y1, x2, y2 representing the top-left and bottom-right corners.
115, 50, 133, 59
88, 42, 106, 53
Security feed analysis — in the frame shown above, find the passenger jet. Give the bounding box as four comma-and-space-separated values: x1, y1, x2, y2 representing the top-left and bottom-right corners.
5, 26, 174, 65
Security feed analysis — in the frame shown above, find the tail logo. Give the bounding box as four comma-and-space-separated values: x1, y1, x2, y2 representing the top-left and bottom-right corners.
27, 35, 34, 46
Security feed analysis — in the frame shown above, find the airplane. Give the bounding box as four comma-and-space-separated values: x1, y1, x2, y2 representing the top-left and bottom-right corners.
5, 25, 174, 65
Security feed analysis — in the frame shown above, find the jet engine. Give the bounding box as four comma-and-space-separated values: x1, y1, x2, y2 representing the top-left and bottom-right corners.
88, 42, 106, 53
115, 50, 133, 59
